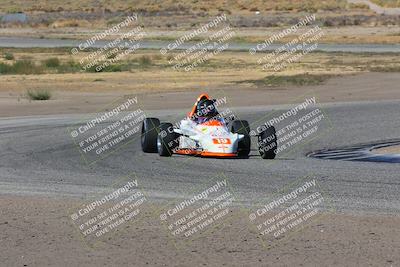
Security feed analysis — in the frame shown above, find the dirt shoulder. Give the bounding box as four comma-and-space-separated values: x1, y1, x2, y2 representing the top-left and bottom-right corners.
0, 72, 399, 117
0, 195, 398, 266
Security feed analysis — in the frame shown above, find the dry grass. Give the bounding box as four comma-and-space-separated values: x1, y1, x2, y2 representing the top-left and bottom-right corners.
347, 3, 370, 9
226, 34, 400, 45
371, 0, 400, 8
0, 48, 399, 96
0, 0, 349, 13
0, 48, 399, 77
49, 20, 91, 28
237, 73, 334, 87
2, 24, 400, 45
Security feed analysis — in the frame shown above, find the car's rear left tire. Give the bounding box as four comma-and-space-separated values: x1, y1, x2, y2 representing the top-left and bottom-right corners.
141, 118, 160, 153
157, 123, 179, 157
230, 120, 251, 157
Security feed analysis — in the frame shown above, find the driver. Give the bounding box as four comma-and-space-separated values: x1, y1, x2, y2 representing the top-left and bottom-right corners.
193, 98, 220, 124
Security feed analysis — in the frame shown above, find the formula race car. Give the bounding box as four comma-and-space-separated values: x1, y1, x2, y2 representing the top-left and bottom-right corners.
141, 94, 277, 159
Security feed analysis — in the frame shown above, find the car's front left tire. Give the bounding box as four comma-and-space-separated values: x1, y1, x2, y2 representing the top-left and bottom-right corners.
157, 123, 178, 157
141, 118, 160, 153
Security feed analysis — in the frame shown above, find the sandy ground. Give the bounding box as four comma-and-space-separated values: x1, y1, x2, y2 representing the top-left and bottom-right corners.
0, 195, 399, 266
1, 72, 400, 117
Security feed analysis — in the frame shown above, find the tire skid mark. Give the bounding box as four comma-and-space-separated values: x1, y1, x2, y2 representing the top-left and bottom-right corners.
308, 139, 400, 163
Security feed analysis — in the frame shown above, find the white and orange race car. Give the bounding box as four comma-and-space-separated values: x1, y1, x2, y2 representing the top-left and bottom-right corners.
141, 94, 277, 159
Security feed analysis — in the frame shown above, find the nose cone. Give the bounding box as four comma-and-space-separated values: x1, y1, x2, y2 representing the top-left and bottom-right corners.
201, 133, 241, 154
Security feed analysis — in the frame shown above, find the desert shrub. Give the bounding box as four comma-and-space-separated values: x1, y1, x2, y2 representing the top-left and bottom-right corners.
57, 60, 81, 73
27, 89, 51, 100
43, 57, 60, 68
0, 60, 42, 74
138, 55, 152, 66
85, 63, 123, 72
0, 62, 12, 73
3, 52, 14, 60
13, 60, 42, 74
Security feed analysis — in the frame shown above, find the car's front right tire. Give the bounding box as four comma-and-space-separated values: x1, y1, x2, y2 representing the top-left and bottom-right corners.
230, 120, 251, 157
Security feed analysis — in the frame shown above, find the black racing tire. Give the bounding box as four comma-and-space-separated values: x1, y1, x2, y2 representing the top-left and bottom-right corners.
141, 118, 160, 153
258, 126, 277, 159
230, 120, 251, 157
157, 123, 179, 157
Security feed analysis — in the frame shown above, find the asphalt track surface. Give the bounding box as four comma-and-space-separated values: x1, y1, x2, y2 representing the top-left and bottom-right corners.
1, 36, 400, 53
1, 99, 399, 215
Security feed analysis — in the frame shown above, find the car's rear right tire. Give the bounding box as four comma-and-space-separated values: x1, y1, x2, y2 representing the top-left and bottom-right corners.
141, 118, 160, 153
258, 126, 277, 159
